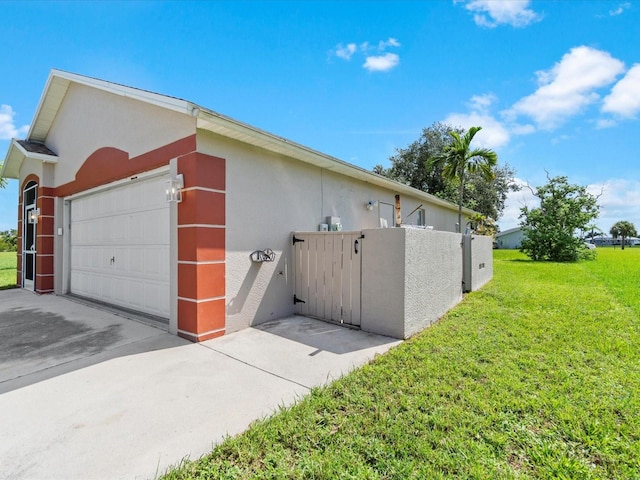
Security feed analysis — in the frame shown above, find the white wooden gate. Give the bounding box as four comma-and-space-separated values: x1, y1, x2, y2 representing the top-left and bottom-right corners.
293, 231, 362, 326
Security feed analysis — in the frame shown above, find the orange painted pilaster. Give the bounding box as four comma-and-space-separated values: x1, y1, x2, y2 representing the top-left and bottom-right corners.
177, 152, 226, 342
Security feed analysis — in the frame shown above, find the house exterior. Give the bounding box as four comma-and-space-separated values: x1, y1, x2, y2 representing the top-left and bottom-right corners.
1, 70, 488, 342
592, 236, 640, 247
495, 227, 524, 249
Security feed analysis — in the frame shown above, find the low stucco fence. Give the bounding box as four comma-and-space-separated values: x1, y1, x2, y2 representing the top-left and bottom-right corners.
360, 228, 493, 339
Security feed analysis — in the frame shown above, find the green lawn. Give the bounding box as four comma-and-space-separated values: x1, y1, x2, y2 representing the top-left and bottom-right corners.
0, 251, 17, 289
142, 249, 638, 477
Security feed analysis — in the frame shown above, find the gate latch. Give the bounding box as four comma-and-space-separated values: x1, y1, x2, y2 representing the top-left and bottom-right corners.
292, 235, 305, 245
293, 295, 306, 305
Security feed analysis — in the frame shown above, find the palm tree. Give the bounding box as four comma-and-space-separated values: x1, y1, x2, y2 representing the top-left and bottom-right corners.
610, 221, 637, 250
428, 126, 498, 232
583, 223, 603, 243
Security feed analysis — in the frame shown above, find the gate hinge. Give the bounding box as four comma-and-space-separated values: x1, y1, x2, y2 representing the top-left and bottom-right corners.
292, 235, 305, 245
293, 294, 306, 305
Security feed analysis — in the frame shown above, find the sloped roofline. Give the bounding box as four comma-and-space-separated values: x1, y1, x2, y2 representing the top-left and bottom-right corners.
3, 69, 476, 216
496, 226, 523, 237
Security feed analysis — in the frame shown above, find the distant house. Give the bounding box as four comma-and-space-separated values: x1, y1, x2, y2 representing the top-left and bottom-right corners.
495, 227, 524, 249
2, 69, 493, 342
592, 236, 640, 247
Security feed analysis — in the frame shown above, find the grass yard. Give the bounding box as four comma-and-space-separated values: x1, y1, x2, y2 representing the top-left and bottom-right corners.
0, 251, 17, 289
167, 248, 637, 478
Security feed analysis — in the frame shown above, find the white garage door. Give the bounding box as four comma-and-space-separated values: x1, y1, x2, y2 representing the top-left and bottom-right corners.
70, 174, 170, 318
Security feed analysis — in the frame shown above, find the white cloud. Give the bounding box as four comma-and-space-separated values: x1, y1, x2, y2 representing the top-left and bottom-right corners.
506, 46, 625, 130
510, 123, 536, 135
443, 92, 512, 149
334, 38, 401, 72
378, 37, 400, 50
587, 179, 640, 232
468, 93, 497, 112
443, 111, 510, 149
335, 43, 357, 60
596, 118, 617, 129
500, 178, 640, 234
498, 178, 538, 230
0, 104, 29, 140
609, 2, 631, 16
602, 64, 640, 118
363, 53, 400, 72
462, 0, 541, 28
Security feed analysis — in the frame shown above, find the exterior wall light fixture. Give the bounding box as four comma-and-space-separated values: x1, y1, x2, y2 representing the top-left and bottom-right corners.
165, 174, 184, 203
28, 208, 40, 224
365, 200, 378, 211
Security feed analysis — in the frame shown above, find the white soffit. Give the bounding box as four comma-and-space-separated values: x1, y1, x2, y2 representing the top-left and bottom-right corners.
1, 142, 21, 179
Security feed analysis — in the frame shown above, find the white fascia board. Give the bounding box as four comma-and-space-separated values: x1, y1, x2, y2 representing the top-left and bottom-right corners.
496, 227, 522, 237
196, 109, 475, 216
26, 70, 59, 140
49, 69, 192, 114
1, 141, 24, 179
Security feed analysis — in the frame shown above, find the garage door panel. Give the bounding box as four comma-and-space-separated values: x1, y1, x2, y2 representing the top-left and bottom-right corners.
70, 175, 170, 318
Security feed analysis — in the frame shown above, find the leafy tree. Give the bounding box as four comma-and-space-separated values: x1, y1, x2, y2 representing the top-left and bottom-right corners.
374, 123, 517, 225
374, 122, 461, 196
0, 230, 17, 252
519, 175, 599, 261
583, 223, 603, 241
462, 165, 519, 222
610, 220, 637, 250
427, 126, 498, 232
469, 213, 497, 237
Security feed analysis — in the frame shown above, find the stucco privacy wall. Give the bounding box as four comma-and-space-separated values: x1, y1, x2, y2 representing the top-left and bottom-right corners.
197, 130, 463, 333
360, 228, 463, 339
467, 234, 493, 291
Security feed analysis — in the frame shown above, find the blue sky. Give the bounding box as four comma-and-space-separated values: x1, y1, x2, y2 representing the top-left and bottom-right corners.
1, 0, 639, 235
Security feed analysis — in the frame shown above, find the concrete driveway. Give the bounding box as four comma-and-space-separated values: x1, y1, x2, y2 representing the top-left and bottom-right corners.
0, 289, 401, 480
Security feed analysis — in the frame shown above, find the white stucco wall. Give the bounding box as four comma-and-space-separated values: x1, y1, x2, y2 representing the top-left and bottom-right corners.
496, 229, 524, 249
197, 130, 465, 333
467, 234, 493, 292
358, 228, 406, 338
360, 228, 463, 339
45, 83, 195, 187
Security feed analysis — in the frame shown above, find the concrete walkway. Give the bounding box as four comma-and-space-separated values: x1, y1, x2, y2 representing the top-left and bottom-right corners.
0, 290, 400, 479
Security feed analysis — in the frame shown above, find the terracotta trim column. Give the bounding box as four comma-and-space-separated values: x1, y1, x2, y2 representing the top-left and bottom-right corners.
176, 152, 226, 342
35, 186, 56, 293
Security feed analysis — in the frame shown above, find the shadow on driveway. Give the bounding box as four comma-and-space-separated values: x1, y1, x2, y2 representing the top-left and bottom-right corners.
0, 290, 177, 394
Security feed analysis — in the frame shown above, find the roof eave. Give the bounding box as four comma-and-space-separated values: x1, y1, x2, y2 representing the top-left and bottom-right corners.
13, 69, 476, 217
0, 139, 59, 180
195, 109, 476, 216
1, 140, 24, 179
